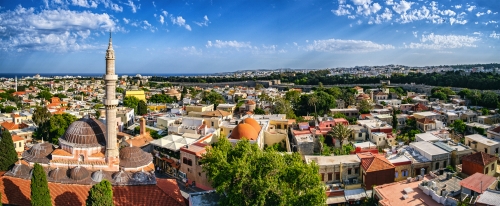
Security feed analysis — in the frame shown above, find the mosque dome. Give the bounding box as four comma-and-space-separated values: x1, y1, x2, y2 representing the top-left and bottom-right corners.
91, 170, 106, 182
112, 170, 130, 184
61, 117, 106, 147
243, 118, 261, 133
119, 146, 153, 168
22, 142, 54, 164
48, 168, 68, 181
69, 166, 90, 181
229, 123, 259, 140
9, 164, 31, 178
131, 171, 149, 182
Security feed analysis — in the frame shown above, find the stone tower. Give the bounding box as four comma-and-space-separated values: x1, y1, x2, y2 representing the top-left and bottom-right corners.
103, 32, 119, 160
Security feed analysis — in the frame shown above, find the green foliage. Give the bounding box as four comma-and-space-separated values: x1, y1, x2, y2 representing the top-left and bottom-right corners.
35, 113, 76, 144
116, 87, 125, 94
333, 144, 355, 155
264, 140, 287, 152
481, 91, 499, 108
327, 123, 353, 148
446, 165, 455, 172
137, 100, 148, 115
31, 163, 52, 206
123, 95, 139, 109
481, 108, 490, 115
359, 99, 372, 114
255, 83, 264, 90
202, 91, 226, 108
37, 90, 53, 101
296, 91, 336, 116
451, 119, 466, 135
473, 127, 486, 136
148, 94, 174, 104
86, 180, 114, 206
93, 104, 104, 110
95, 110, 101, 118
53, 93, 67, 99
201, 138, 326, 206
0, 130, 18, 171
0, 105, 17, 113
253, 107, 266, 115
392, 109, 398, 130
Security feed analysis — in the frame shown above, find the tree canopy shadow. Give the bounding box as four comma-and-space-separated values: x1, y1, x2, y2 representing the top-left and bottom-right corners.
54, 191, 83, 206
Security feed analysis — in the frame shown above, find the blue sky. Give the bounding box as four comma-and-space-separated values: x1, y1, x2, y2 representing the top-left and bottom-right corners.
0, 0, 499, 74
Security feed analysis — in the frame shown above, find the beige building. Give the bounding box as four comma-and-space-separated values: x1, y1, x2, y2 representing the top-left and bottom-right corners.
178, 134, 215, 191
465, 134, 500, 156
185, 104, 214, 115
386, 153, 412, 182
125, 90, 146, 101
216, 104, 236, 114
12, 135, 25, 153
304, 155, 361, 184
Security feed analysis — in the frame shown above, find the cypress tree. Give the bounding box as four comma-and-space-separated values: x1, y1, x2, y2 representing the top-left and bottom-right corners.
0, 129, 18, 171
86, 180, 114, 206
30, 163, 52, 206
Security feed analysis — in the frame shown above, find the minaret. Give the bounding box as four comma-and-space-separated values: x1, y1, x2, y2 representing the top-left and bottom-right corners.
103, 32, 119, 160
15, 76, 17, 92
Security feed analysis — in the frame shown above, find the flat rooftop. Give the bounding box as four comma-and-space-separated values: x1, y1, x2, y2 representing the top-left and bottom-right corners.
410, 141, 448, 156
304, 155, 360, 166
466, 134, 500, 146
416, 132, 439, 142
376, 176, 440, 206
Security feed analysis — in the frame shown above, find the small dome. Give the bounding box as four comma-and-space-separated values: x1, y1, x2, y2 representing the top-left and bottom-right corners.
48, 168, 67, 181
62, 117, 106, 147
69, 166, 90, 181
119, 146, 153, 168
131, 171, 149, 182
23, 143, 53, 164
112, 170, 130, 184
91, 170, 105, 182
9, 164, 31, 177
229, 123, 258, 140
243, 118, 261, 133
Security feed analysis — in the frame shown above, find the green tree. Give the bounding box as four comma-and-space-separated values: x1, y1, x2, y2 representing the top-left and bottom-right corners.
137, 100, 148, 115
358, 99, 372, 114
123, 96, 140, 113
392, 108, 398, 131
0, 130, 18, 171
86, 180, 114, 206
37, 90, 53, 101
95, 110, 101, 118
202, 91, 226, 108
481, 91, 499, 108
308, 95, 318, 118
35, 113, 77, 144
31, 163, 52, 206
201, 138, 325, 206
451, 119, 466, 136
284, 90, 301, 106
33, 107, 52, 127
327, 123, 353, 148
116, 87, 125, 94
253, 107, 266, 115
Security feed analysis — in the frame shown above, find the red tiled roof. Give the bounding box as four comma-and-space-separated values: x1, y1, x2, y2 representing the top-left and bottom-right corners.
417, 118, 435, 124
11, 135, 24, 142
461, 152, 497, 166
358, 153, 395, 172
490, 125, 500, 134
1, 122, 28, 131
460, 173, 496, 193
0, 176, 186, 206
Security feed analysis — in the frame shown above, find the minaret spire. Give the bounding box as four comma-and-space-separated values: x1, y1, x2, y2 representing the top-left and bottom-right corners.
103, 32, 119, 162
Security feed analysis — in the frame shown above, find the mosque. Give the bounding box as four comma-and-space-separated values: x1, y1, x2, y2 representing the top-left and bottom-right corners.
5, 33, 156, 186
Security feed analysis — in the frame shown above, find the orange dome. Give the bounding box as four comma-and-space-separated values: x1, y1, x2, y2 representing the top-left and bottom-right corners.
243, 118, 261, 133
230, 123, 258, 140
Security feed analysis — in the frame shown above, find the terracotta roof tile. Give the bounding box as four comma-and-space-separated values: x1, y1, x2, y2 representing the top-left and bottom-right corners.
460, 173, 497, 193
461, 152, 497, 166
51, 149, 72, 156
357, 153, 395, 172
0, 176, 186, 206
11, 135, 24, 142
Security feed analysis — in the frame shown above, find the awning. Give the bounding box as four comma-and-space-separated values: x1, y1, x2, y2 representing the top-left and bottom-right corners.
326, 196, 346, 204
345, 188, 367, 201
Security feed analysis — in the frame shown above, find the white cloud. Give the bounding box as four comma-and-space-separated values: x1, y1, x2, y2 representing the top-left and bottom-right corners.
123, 18, 130, 24
159, 15, 164, 24
171, 16, 191, 31
162, 10, 168, 16
412, 31, 418, 38
332, 4, 353, 16
71, 0, 92, 8
454, 5, 462, 9
406, 33, 479, 49
473, 32, 481, 35
476, 12, 485, 17
194, 15, 210, 27
143, 20, 151, 27
351, 0, 372, 6
467, 5, 476, 12
304, 38, 394, 53
126, 0, 139, 13
449, 18, 468, 25
487, 10, 492, 14
440, 10, 456, 17
0, 5, 117, 52
392, 0, 414, 14
152, 1, 156, 8
490, 31, 500, 39
206, 40, 252, 49
386, 0, 394, 6
182, 46, 202, 55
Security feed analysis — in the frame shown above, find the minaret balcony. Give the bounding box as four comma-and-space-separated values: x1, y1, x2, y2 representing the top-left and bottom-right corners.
103, 74, 118, 81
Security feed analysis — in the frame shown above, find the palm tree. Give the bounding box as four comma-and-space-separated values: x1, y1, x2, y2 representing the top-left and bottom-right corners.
327, 123, 353, 148
308, 95, 318, 119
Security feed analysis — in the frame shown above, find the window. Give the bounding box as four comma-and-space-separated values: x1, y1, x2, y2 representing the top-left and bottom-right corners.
277, 124, 281, 129
198, 172, 201, 176
359, 133, 362, 137
402, 170, 408, 177
492, 165, 495, 171
485, 167, 488, 174
348, 168, 352, 175
443, 160, 447, 167
328, 173, 333, 181
496, 148, 499, 154
335, 172, 340, 180
18, 142, 21, 147
435, 162, 440, 170
395, 172, 399, 178
485, 148, 488, 153
355, 168, 359, 174
321, 173, 324, 181
211, 122, 214, 127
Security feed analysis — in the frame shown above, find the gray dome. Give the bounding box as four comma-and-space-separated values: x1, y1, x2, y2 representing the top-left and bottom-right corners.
23, 143, 53, 164
48, 168, 67, 181
62, 118, 106, 147
91, 170, 105, 182
112, 170, 130, 184
131, 171, 149, 182
119, 146, 153, 168
10, 164, 31, 177
69, 166, 90, 180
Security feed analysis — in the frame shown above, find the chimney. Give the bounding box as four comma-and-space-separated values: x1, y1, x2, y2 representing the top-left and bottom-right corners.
140, 118, 146, 135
